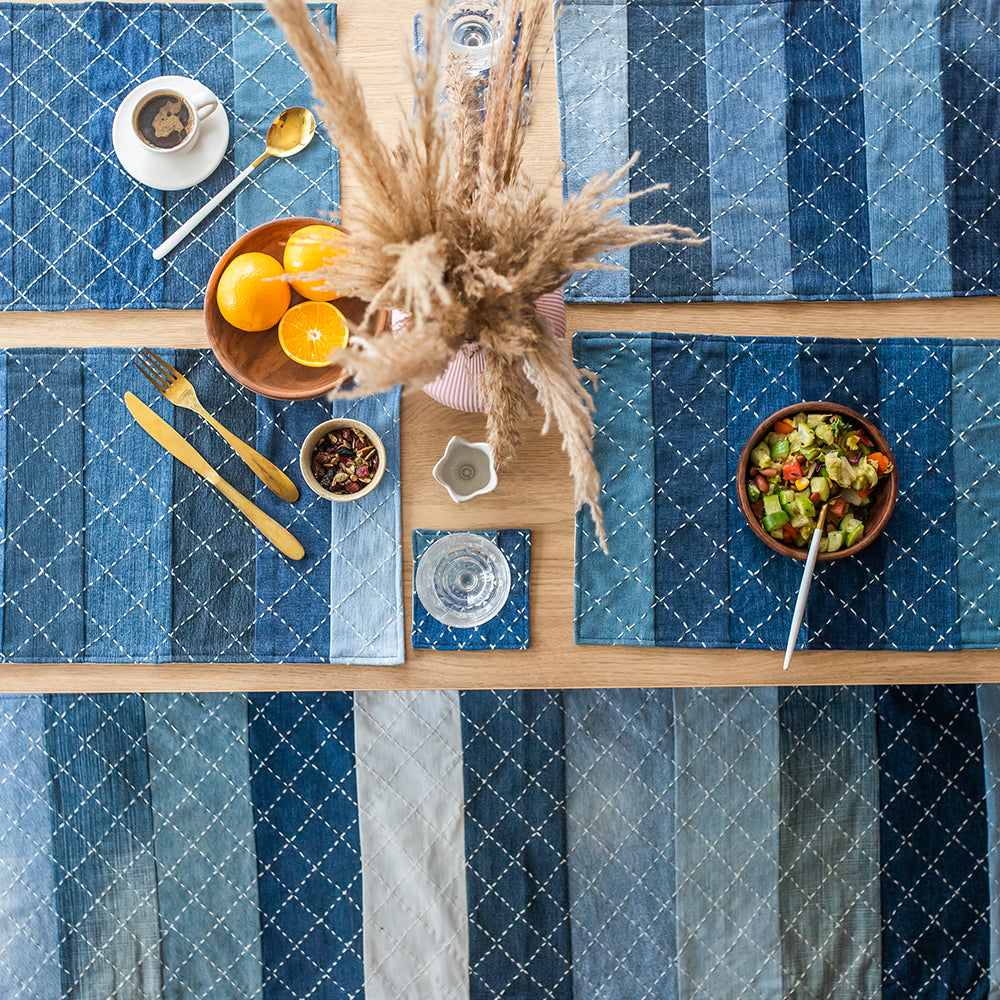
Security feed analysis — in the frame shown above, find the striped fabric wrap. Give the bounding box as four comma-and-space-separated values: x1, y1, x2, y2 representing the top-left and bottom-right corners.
574, 331, 1000, 650
0, 1, 338, 311
555, 0, 1000, 302
0, 686, 996, 999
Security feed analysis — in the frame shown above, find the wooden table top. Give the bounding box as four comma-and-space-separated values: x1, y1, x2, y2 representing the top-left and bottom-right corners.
3, 0, 998, 692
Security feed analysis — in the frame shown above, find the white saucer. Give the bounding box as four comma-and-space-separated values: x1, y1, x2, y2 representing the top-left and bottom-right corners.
112, 75, 229, 191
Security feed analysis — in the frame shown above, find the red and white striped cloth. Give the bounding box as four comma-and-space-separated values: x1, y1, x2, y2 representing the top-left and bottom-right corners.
419, 290, 567, 413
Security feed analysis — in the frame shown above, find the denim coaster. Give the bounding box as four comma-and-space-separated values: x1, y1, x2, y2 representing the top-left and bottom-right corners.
411, 529, 530, 650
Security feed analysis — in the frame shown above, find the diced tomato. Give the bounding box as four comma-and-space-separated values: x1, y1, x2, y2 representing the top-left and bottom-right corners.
782, 461, 803, 481
829, 497, 848, 518
855, 487, 872, 499
774, 419, 795, 434
782, 522, 797, 541
868, 451, 890, 473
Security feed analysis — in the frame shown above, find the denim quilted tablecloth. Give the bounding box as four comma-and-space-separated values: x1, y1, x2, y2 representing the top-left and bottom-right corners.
0, 348, 403, 664
556, 0, 1000, 303
0, 1, 338, 311
1, 685, 998, 998
411, 529, 531, 651
574, 331, 1000, 650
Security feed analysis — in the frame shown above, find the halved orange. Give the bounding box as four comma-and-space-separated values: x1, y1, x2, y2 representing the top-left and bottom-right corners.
278, 301, 350, 367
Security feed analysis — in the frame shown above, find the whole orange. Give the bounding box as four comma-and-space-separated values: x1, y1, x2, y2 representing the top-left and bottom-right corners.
216, 252, 290, 332
282, 224, 347, 301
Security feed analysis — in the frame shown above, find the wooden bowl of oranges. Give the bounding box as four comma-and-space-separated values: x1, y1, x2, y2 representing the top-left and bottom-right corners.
204, 217, 387, 400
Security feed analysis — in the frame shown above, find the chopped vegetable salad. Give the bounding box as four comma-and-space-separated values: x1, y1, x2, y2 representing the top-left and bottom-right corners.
746, 411, 893, 553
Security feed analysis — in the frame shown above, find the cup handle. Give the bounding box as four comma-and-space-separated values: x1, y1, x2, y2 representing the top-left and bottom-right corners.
194, 96, 219, 121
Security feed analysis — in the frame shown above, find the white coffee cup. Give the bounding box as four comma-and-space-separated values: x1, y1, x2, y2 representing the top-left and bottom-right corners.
131, 85, 218, 155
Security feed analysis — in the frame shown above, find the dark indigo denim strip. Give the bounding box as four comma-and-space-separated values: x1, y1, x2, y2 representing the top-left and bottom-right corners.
877, 685, 989, 1000
652, 333, 730, 645
169, 349, 255, 661
627, 2, 712, 300
785, 1, 872, 298
45, 693, 163, 1000
940, 2, 1000, 294
797, 339, 885, 647
248, 692, 363, 1000
461, 690, 572, 1000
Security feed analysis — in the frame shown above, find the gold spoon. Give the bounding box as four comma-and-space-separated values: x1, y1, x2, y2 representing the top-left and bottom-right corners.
153, 107, 318, 260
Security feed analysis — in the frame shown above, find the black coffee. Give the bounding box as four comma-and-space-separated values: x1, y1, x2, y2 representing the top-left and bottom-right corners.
135, 92, 193, 150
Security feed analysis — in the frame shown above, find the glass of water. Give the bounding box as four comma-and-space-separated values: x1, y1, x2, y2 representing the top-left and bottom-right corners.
416, 531, 511, 628
443, 1, 498, 76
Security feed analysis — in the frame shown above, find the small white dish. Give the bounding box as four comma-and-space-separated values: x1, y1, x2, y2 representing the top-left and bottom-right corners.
112, 75, 229, 191
433, 437, 498, 502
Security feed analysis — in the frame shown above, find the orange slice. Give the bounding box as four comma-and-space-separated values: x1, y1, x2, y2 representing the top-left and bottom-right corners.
278, 301, 350, 367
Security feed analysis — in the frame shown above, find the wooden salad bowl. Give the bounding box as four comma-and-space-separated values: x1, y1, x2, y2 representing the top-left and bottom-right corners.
204, 216, 386, 400
736, 401, 898, 562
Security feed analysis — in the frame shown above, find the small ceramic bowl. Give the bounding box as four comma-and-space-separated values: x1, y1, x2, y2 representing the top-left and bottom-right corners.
736, 402, 898, 562
204, 216, 388, 401
300, 418, 386, 501
433, 437, 498, 502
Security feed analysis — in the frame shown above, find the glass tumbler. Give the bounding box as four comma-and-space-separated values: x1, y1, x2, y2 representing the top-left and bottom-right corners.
416, 531, 511, 628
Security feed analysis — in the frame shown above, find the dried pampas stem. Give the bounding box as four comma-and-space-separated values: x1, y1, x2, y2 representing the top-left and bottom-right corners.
265, 0, 706, 552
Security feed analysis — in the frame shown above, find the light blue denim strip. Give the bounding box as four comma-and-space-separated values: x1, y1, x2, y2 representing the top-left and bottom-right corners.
952, 342, 1000, 647
574, 333, 655, 644
144, 693, 264, 1000
556, 0, 630, 301
565, 689, 678, 1000
0, 695, 60, 1000
329, 389, 402, 664
778, 686, 881, 999
674, 687, 781, 1000
232, 3, 339, 228
977, 683, 1000, 998
704, 2, 792, 299
0, 352, 5, 648
82, 349, 173, 662
860, 0, 950, 297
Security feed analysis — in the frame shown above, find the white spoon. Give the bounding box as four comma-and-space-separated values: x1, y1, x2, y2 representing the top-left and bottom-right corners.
152, 107, 317, 260
783, 503, 828, 671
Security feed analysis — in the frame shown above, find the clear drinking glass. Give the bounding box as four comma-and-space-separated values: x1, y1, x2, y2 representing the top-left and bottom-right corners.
443, 1, 497, 76
416, 531, 511, 628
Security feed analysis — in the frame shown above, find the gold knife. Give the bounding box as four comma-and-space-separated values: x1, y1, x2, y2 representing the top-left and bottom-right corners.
124, 392, 304, 561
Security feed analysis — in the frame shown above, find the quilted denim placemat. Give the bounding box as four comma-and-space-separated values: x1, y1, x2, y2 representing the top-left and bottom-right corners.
0, 348, 402, 664
411, 528, 530, 650
574, 331, 1000, 650
1, 685, 997, 998
556, 0, 1000, 302
0, 1, 338, 311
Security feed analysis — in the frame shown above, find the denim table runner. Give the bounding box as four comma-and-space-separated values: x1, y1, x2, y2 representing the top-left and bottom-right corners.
1, 684, 997, 998
0, 1, 338, 310
574, 331, 1000, 650
411, 528, 531, 650
0, 348, 403, 664
556, 0, 1000, 303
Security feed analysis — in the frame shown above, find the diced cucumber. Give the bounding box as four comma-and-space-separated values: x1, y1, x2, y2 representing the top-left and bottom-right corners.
810, 476, 830, 501
763, 494, 783, 516
770, 439, 790, 459
770, 529, 785, 540
779, 489, 796, 510
751, 444, 773, 469
747, 483, 761, 502
818, 535, 829, 553
841, 516, 865, 547
826, 530, 844, 552
792, 497, 816, 518
762, 510, 789, 531
790, 513, 812, 529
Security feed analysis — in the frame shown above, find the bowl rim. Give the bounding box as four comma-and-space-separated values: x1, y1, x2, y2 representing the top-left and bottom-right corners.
299, 418, 387, 502
204, 216, 387, 401
736, 401, 898, 562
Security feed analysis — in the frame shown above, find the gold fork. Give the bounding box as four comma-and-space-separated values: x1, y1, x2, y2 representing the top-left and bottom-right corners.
134, 349, 299, 502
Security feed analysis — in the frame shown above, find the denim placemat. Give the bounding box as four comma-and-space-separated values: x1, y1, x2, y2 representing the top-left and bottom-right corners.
575, 331, 1000, 650
0, 348, 402, 663
556, 0, 1000, 302
2, 685, 998, 998
0, 1, 338, 311
411, 529, 530, 650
